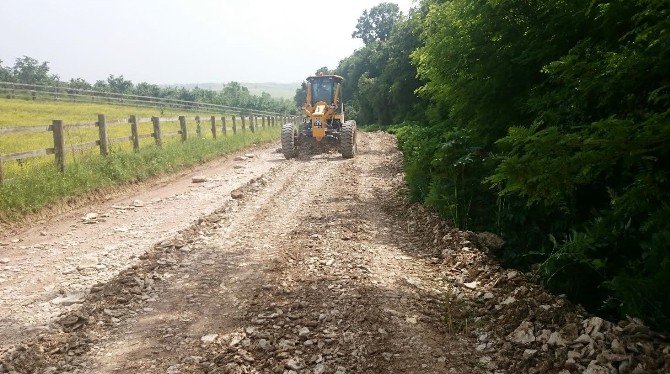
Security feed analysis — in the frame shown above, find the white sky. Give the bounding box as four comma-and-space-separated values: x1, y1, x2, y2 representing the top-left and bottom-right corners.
0, 0, 414, 85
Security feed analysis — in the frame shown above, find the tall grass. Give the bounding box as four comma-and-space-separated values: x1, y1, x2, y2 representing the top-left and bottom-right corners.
0, 97, 188, 126
0, 127, 279, 222
0, 98, 234, 175
0, 98, 281, 222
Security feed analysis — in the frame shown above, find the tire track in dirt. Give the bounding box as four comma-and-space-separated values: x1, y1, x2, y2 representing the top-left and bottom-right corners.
78, 150, 350, 373
1, 133, 482, 373
0, 142, 284, 350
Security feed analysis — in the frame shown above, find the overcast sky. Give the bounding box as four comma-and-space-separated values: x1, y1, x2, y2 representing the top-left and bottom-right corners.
0, 0, 414, 84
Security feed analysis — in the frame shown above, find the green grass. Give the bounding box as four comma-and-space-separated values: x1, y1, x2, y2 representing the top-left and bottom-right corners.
0, 98, 268, 177
0, 98, 280, 222
0, 127, 279, 222
0, 97, 189, 126
0, 97, 232, 160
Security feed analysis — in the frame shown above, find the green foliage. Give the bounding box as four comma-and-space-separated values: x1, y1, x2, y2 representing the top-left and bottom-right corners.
0, 57, 295, 114
294, 82, 307, 109
488, 0, 670, 327
8, 56, 59, 85
68, 78, 92, 91
0, 60, 11, 82
0, 128, 279, 222
341, 0, 670, 332
352, 2, 402, 45
106, 75, 134, 94
336, 7, 426, 126
395, 123, 496, 230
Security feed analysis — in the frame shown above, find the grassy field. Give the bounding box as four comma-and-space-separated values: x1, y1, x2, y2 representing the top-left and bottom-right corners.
0, 98, 280, 222
0, 98, 234, 163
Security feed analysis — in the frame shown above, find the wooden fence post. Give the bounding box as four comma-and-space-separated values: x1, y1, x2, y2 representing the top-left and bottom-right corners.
210, 116, 217, 139
97, 114, 109, 156
250, 116, 255, 133
232, 116, 237, 134
221, 116, 227, 136
262, 116, 266, 129
254, 116, 258, 132
152, 116, 162, 147
241, 115, 246, 131
52, 120, 65, 172
179, 116, 188, 142
129, 115, 140, 152
195, 116, 202, 138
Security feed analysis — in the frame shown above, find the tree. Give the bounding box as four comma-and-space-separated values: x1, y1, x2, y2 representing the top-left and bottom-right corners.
387, 0, 670, 332
93, 80, 109, 92
68, 78, 92, 90
221, 82, 250, 107
314, 67, 333, 75
11, 56, 58, 85
106, 74, 133, 94
0, 60, 13, 82
294, 82, 307, 108
352, 3, 402, 45
336, 11, 425, 125
134, 82, 162, 97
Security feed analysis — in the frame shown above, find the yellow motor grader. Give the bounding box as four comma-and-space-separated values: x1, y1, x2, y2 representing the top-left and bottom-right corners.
281, 74, 357, 158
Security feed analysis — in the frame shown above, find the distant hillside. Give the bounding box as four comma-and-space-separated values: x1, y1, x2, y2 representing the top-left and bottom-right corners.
165, 82, 301, 100
242, 83, 301, 100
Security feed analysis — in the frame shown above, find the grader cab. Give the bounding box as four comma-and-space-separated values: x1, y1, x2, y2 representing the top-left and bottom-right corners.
281, 74, 357, 159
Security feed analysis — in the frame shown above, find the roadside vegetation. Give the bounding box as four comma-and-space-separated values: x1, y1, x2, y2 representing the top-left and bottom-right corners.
0, 64, 285, 222
0, 124, 278, 222
320, 0, 670, 333
0, 98, 189, 156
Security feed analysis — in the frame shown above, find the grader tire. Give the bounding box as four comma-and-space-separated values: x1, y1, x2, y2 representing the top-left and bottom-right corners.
281, 123, 297, 159
339, 120, 357, 159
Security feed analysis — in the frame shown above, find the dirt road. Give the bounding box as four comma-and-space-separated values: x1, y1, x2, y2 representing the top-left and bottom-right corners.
0, 133, 479, 373
0, 141, 281, 347
2, 133, 669, 373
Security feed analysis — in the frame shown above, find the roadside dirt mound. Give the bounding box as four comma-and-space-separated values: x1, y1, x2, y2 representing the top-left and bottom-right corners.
384, 187, 670, 373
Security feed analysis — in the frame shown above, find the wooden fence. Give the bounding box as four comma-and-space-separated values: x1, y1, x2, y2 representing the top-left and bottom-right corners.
0, 114, 299, 184
0, 81, 288, 117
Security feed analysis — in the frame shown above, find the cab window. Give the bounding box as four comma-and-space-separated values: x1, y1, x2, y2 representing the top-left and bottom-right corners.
311, 79, 334, 103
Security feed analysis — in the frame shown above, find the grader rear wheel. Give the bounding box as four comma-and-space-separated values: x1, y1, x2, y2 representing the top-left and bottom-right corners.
339, 120, 357, 158
281, 123, 297, 159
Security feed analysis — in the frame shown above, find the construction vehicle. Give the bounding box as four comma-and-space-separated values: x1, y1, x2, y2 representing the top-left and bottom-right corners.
281, 74, 357, 159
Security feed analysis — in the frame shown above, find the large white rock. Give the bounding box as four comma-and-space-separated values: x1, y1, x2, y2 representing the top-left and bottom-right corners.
508, 321, 535, 344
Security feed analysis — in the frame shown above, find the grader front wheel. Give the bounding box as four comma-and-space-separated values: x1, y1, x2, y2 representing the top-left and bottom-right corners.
339, 120, 357, 158
281, 123, 297, 159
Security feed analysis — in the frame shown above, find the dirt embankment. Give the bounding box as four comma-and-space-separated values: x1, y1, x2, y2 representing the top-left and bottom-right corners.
1, 132, 668, 373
